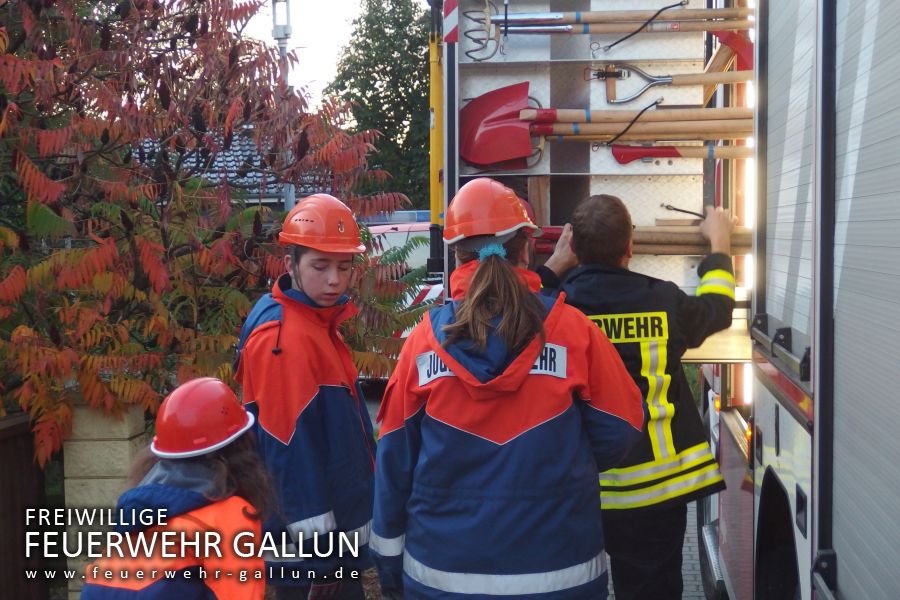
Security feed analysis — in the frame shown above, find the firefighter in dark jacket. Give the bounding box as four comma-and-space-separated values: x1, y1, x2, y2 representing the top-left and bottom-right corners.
539, 194, 736, 600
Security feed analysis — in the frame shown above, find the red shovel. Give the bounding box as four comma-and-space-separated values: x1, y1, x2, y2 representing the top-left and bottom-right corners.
460, 82, 753, 166
459, 82, 532, 168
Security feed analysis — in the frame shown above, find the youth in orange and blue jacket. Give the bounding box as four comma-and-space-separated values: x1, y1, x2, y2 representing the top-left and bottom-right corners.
235, 273, 376, 586
81, 460, 264, 599
371, 261, 645, 599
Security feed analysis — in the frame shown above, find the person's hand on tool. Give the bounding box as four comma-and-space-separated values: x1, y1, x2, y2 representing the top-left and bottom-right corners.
699, 206, 737, 255
544, 223, 579, 276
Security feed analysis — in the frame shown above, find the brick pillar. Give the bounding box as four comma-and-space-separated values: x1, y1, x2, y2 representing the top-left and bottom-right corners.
64, 405, 148, 599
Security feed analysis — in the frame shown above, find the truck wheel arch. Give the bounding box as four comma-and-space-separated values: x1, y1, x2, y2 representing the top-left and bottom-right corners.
756, 467, 800, 600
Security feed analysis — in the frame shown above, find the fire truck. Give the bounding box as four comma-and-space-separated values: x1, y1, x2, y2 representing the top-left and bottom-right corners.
697, 1, 900, 599
427, 0, 900, 599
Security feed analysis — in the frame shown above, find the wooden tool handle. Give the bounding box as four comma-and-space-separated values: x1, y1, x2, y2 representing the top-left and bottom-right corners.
663, 146, 754, 160
558, 132, 752, 141
634, 243, 751, 255
606, 76, 618, 103
581, 19, 752, 34
560, 7, 753, 23
522, 106, 753, 124
670, 71, 754, 86
633, 226, 751, 247
611, 144, 753, 163
543, 119, 753, 136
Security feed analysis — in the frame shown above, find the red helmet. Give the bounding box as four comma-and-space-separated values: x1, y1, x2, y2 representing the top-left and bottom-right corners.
151, 377, 255, 459
443, 178, 539, 246
278, 194, 366, 254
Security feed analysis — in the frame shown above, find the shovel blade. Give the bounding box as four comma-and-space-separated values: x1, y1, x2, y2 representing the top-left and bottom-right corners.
460, 82, 535, 166
475, 156, 531, 171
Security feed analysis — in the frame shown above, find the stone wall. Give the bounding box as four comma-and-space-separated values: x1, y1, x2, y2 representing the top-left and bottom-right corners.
64, 405, 148, 599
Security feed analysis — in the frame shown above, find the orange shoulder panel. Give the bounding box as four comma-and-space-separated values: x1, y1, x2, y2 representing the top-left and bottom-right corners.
83, 496, 264, 599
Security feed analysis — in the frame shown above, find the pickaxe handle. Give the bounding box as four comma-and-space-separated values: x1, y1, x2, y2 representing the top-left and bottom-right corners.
502, 7, 753, 25
611, 145, 753, 163
555, 132, 752, 142
669, 70, 754, 86
521, 106, 752, 124
534, 119, 753, 136
507, 19, 752, 34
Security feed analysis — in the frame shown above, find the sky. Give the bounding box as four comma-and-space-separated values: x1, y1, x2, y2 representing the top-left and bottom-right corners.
244, 1, 431, 106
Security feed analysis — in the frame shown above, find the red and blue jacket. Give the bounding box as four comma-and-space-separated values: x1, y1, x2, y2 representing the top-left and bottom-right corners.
371, 261, 645, 599
81, 460, 264, 599
235, 274, 376, 585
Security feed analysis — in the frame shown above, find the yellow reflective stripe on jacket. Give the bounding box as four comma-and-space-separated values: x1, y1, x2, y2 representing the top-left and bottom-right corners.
641, 339, 675, 458
600, 443, 716, 487
589, 312, 675, 460
600, 463, 725, 510
696, 269, 736, 300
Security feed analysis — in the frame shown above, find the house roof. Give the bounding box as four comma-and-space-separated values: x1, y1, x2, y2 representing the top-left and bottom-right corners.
141, 131, 324, 205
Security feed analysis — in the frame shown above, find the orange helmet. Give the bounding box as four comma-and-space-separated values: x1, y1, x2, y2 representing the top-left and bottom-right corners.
151, 377, 255, 459
278, 194, 366, 254
443, 178, 539, 249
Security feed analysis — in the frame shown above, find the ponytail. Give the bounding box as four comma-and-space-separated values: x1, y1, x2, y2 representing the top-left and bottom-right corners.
443, 231, 545, 355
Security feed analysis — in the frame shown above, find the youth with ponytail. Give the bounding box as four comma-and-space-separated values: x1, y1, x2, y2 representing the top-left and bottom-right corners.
371, 178, 646, 600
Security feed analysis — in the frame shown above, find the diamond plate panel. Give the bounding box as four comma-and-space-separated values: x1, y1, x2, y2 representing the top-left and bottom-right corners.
458, 65, 550, 102
591, 147, 705, 177
630, 255, 703, 291
589, 32, 706, 63
587, 175, 705, 285
587, 175, 704, 225
589, 0, 708, 62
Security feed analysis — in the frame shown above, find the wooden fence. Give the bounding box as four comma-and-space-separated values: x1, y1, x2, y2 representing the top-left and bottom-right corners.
0, 413, 49, 600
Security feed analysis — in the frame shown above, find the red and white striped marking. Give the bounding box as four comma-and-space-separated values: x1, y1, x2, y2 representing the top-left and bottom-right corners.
444, 0, 459, 43
397, 284, 445, 338
414, 283, 445, 306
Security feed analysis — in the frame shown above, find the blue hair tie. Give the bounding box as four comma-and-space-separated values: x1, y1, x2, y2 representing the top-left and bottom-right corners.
478, 243, 507, 261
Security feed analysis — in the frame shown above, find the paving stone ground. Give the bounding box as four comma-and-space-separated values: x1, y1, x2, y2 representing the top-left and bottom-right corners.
608, 501, 706, 599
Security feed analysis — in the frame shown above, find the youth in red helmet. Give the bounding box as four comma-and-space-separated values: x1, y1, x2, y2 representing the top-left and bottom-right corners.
82, 377, 271, 600
235, 194, 376, 597
442, 177, 540, 246
151, 377, 255, 458
278, 193, 367, 254
278, 194, 365, 308
372, 177, 645, 599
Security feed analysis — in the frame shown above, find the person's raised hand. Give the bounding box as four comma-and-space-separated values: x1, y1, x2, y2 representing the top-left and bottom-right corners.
543, 223, 578, 276
699, 206, 736, 255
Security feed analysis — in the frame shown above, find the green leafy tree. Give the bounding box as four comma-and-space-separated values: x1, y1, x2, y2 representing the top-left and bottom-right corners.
348, 230, 431, 379
326, 0, 430, 209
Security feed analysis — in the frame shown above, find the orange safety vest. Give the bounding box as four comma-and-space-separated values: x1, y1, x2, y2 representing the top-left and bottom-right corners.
82, 495, 264, 599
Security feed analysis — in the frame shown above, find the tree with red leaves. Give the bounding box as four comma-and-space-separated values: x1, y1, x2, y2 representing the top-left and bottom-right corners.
0, 0, 413, 465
